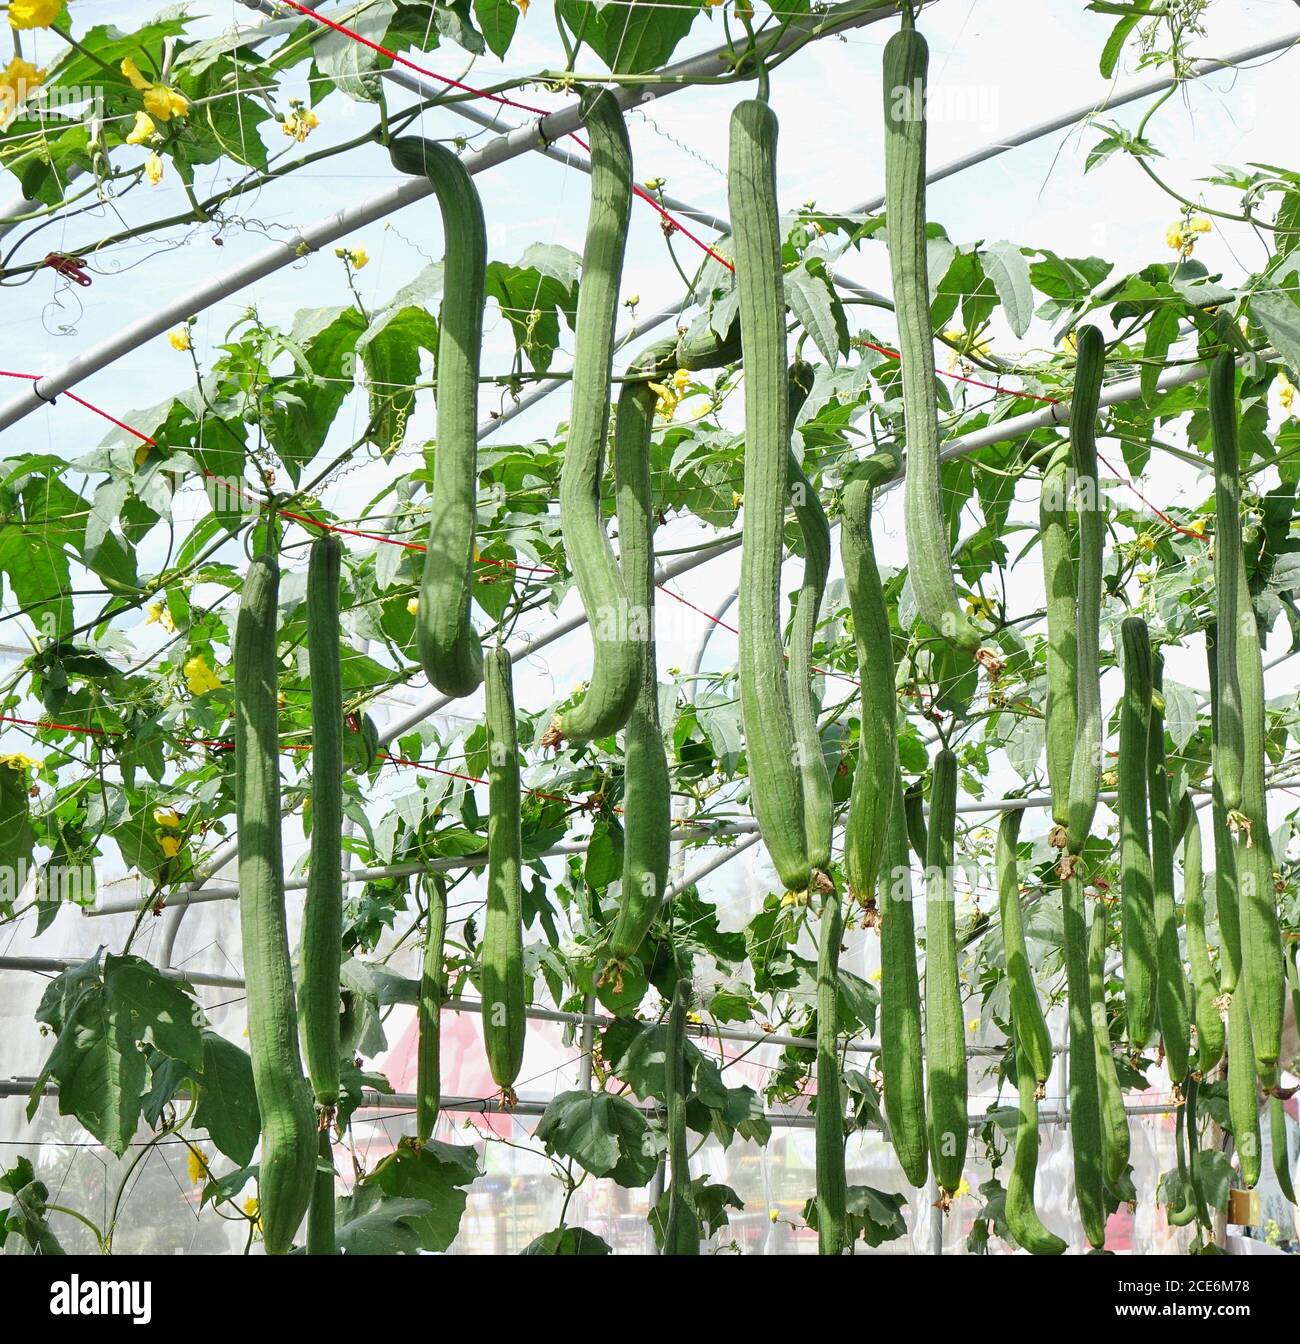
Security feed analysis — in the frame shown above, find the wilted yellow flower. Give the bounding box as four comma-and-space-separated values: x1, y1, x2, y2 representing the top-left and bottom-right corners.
183, 654, 221, 695
186, 1148, 209, 1185
121, 59, 188, 121
158, 834, 182, 859
153, 807, 182, 829
406, 596, 420, 616
125, 111, 155, 146
145, 151, 164, 186
0, 57, 45, 119
167, 326, 190, 352
9, 0, 63, 30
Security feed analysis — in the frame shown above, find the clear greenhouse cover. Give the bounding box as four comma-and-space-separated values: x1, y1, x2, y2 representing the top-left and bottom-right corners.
1, 0, 1298, 1262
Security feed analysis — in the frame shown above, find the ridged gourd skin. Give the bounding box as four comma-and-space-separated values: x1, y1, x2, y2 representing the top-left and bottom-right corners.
301, 534, 344, 1110
234, 553, 317, 1255
1039, 449, 1077, 831
923, 748, 967, 1199
1065, 325, 1106, 854
1269, 1096, 1296, 1204
1005, 1041, 1067, 1255
1177, 799, 1225, 1076
1088, 900, 1131, 1195
417, 875, 448, 1142
1227, 988, 1261, 1188
1165, 1082, 1198, 1227
1148, 655, 1191, 1083
1231, 553, 1285, 1090
815, 888, 848, 1254
388, 136, 486, 697
1205, 626, 1243, 994
879, 773, 927, 1188
786, 358, 833, 874
481, 645, 525, 1092
1064, 872, 1108, 1247
607, 340, 673, 962
662, 978, 701, 1254
883, 22, 985, 661
1118, 616, 1157, 1049
306, 1129, 335, 1255
728, 98, 810, 893
841, 455, 900, 910
996, 810, 1051, 1086
550, 93, 640, 745
1209, 352, 1245, 816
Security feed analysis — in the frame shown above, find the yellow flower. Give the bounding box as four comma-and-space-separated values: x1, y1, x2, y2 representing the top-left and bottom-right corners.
145, 151, 164, 186
953, 1177, 970, 1199
1, 57, 45, 119
1278, 370, 1295, 413
1188, 518, 1207, 538
769, 1207, 779, 1223
0, 753, 41, 774
1138, 534, 1156, 553
1166, 224, 1186, 251
966, 1017, 980, 1033
672, 368, 690, 393
514, 0, 529, 14
125, 111, 155, 146
146, 600, 176, 631
158, 834, 182, 858
282, 107, 319, 142
243, 1197, 261, 1224
644, 177, 665, 192
186, 1148, 209, 1185
121, 59, 188, 121
648, 380, 679, 420
167, 326, 190, 352
1062, 330, 1078, 354
350, 246, 369, 270
1188, 216, 1212, 235
153, 807, 182, 829
965, 595, 994, 620
183, 654, 221, 696
406, 596, 420, 616
9, 0, 63, 30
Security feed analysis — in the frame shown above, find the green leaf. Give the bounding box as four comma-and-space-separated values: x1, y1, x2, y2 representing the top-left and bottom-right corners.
522, 1224, 613, 1254
534, 1091, 659, 1186
786, 259, 848, 367
1251, 291, 1300, 379
474, 0, 520, 59
193, 1032, 260, 1167
334, 1186, 432, 1254
366, 1141, 481, 1251
315, 0, 396, 101
1099, 13, 1141, 78
1142, 305, 1181, 403
557, 0, 699, 74
981, 242, 1033, 338
103, 954, 203, 1071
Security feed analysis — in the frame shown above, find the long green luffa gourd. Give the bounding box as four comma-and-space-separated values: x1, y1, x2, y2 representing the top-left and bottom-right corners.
388, 136, 486, 697
729, 97, 810, 894
545, 92, 640, 747
235, 553, 317, 1254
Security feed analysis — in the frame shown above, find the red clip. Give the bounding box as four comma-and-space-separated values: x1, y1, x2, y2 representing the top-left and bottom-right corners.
44, 253, 92, 286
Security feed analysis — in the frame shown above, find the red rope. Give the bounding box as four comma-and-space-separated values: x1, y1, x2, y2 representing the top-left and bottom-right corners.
0, 370, 158, 446
277, 0, 734, 269
1096, 450, 1207, 543
858, 338, 1061, 406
